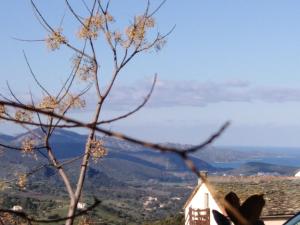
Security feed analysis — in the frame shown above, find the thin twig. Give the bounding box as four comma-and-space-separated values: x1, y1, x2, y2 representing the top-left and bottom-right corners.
23, 51, 51, 96
98, 74, 157, 124
65, 0, 85, 26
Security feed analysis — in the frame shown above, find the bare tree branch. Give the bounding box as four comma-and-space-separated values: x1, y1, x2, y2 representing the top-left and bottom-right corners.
0, 100, 230, 161
65, 0, 85, 26
98, 74, 157, 124
23, 51, 51, 96
0, 2, 232, 225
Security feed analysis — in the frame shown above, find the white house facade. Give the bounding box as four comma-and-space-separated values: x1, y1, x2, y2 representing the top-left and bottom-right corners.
184, 175, 300, 225
184, 180, 222, 225
77, 202, 87, 210
11, 205, 23, 212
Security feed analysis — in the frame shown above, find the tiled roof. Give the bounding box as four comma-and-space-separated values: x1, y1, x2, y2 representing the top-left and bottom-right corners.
210, 177, 300, 217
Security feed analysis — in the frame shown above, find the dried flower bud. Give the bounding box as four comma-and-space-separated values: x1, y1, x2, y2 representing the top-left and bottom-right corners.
69, 95, 86, 109
17, 174, 27, 189
0, 104, 5, 115
59, 94, 86, 112
125, 15, 155, 47
0, 104, 5, 121
21, 138, 36, 154
141, 16, 155, 28
0, 181, 9, 191
73, 55, 96, 81
121, 39, 131, 49
38, 96, 58, 110
15, 110, 33, 122
89, 139, 107, 162
78, 14, 104, 39
113, 31, 122, 43
105, 12, 114, 22
46, 29, 67, 50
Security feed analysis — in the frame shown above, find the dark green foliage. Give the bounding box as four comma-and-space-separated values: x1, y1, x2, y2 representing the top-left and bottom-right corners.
143, 214, 184, 225
0, 180, 190, 225
229, 162, 298, 176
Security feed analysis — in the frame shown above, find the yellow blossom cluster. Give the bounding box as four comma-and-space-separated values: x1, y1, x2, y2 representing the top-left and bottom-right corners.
66, 94, 86, 109
113, 31, 122, 43
45, 29, 67, 50
125, 15, 155, 46
0, 104, 5, 121
78, 13, 114, 39
15, 110, 33, 122
0, 104, 5, 115
104, 13, 114, 23
21, 138, 36, 155
17, 174, 27, 189
78, 14, 103, 39
59, 94, 86, 112
0, 181, 9, 191
104, 30, 124, 45
38, 96, 58, 110
37, 94, 85, 113
89, 139, 107, 162
73, 55, 96, 81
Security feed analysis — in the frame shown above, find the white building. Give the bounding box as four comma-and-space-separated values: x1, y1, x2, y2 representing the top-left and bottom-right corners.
295, 171, 300, 177
184, 174, 300, 225
11, 205, 23, 212
77, 202, 86, 210
184, 172, 222, 225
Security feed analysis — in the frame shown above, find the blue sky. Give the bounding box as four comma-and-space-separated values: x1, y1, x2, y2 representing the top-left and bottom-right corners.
1, 0, 300, 147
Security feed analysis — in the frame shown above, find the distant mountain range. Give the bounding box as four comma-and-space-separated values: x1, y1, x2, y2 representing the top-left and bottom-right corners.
0, 129, 299, 186
228, 161, 298, 176
0, 129, 218, 185
1, 129, 299, 225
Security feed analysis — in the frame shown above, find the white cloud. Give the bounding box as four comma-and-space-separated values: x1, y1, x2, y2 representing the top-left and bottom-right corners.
83, 79, 300, 110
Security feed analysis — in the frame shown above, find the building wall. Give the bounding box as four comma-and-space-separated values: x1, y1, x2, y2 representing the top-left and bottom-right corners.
185, 183, 222, 225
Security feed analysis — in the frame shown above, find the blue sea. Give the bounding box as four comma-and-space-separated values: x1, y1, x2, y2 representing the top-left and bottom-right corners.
211, 146, 300, 169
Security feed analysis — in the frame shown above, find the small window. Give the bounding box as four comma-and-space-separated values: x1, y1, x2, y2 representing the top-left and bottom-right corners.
204, 193, 209, 208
